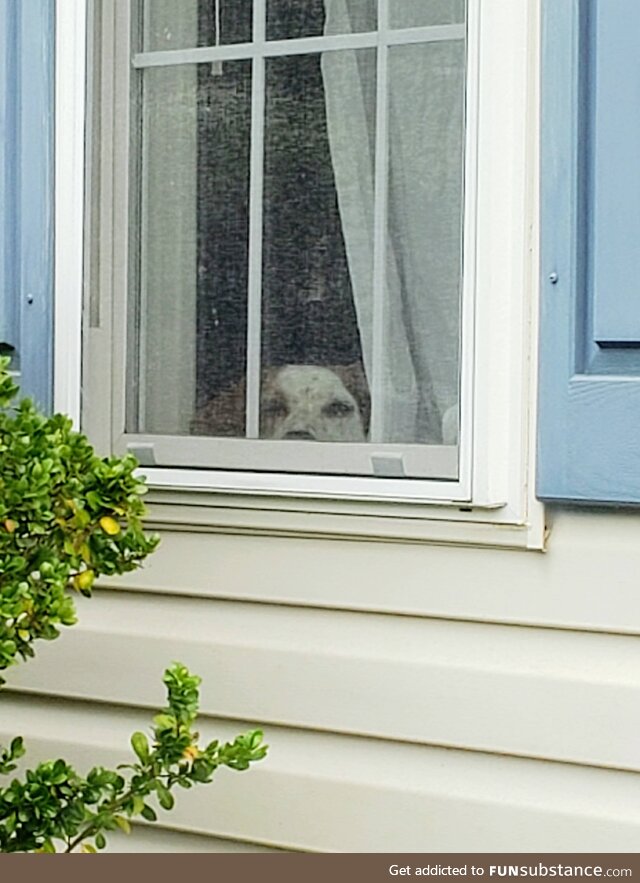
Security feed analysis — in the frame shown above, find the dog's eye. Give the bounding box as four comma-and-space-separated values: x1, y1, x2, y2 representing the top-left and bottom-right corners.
322, 399, 355, 418
262, 399, 288, 419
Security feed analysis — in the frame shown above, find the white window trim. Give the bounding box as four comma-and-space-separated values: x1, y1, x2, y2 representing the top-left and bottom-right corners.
54, 0, 86, 424
54, 0, 545, 551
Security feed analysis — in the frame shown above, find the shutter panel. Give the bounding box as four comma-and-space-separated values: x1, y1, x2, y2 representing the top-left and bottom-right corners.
0, 0, 54, 410
538, 0, 640, 503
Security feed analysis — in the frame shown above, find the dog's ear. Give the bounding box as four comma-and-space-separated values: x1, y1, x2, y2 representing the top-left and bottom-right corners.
191, 378, 246, 437
330, 362, 371, 436
259, 366, 279, 398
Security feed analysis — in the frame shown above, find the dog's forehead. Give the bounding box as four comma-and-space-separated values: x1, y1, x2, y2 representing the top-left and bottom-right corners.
274, 366, 354, 402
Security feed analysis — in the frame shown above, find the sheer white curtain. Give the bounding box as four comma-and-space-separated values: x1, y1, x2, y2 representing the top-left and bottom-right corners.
322, 0, 465, 444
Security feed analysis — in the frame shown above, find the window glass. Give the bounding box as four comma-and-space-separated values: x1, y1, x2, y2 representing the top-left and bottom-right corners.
382, 40, 465, 445
390, 0, 465, 29
266, 0, 376, 42
127, 1, 467, 475
128, 60, 252, 436
140, 0, 252, 53
259, 50, 375, 443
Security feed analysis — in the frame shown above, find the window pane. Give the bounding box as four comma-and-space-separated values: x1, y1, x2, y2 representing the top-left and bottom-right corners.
128, 60, 252, 436
140, 0, 252, 53
261, 50, 376, 442
383, 39, 465, 445
390, 0, 465, 30
128, 17, 467, 474
267, 0, 376, 42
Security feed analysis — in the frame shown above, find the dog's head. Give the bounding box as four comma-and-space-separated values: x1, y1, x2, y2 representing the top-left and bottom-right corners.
261, 365, 367, 442
192, 363, 370, 442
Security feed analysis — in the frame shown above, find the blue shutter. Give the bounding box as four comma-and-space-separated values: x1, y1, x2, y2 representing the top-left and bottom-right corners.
538, 0, 640, 503
0, 0, 54, 411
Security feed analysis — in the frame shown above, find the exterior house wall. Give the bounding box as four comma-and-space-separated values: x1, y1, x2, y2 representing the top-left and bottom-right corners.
2, 0, 639, 855
2, 507, 639, 852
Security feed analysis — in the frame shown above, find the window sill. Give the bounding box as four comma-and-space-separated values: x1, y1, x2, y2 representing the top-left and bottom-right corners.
143, 481, 546, 551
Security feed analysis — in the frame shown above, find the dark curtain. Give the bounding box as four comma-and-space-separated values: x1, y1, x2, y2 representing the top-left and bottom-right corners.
195, 0, 364, 411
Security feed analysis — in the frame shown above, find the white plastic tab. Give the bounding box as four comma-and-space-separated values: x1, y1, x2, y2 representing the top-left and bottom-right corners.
127, 443, 156, 466
371, 454, 406, 478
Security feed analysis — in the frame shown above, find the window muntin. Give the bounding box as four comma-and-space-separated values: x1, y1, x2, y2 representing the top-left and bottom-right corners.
125, 0, 468, 484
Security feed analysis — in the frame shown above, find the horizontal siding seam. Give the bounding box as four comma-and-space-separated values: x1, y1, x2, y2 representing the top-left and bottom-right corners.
128, 820, 293, 853
135, 822, 307, 853
88, 585, 640, 638
4, 685, 640, 778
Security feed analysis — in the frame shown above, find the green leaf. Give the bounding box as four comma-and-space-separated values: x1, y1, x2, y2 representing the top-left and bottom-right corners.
155, 782, 174, 811
140, 804, 157, 822
9, 737, 25, 759
95, 833, 106, 850
130, 731, 150, 764
114, 815, 131, 835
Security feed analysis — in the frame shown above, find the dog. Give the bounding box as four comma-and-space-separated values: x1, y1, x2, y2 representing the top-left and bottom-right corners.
192, 363, 370, 442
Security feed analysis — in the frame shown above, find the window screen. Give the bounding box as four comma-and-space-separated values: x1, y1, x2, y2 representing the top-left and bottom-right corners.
127, 0, 467, 479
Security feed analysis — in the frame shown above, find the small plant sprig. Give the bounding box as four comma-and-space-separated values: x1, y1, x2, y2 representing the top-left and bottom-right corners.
0, 355, 158, 677
0, 663, 267, 853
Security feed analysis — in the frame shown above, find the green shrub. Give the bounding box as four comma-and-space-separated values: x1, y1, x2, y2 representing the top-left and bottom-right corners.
0, 359, 266, 852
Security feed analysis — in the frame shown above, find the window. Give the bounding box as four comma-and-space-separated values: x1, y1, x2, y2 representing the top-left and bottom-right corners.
120, 0, 466, 481
70, 0, 541, 545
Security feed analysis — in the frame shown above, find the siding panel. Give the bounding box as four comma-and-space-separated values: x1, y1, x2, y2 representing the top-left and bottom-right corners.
103, 509, 640, 632
0, 694, 637, 853
6, 592, 640, 771
108, 827, 280, 853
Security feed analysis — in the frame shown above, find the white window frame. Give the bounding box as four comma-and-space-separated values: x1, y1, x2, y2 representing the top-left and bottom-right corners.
54, 0, 545, 550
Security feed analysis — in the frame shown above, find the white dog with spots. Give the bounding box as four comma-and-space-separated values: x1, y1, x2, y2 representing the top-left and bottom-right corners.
260, 365, 366, 441
193, 364, 370, 442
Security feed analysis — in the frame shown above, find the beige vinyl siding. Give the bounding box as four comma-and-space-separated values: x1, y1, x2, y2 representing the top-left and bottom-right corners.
107, 827, 280, 853
104, 508, 640, 633
2, 507, 640, 851
0, 694, 639, 853
6, 592, 640, 771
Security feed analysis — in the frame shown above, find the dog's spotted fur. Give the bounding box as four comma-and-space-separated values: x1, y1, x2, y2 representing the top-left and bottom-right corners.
192, 364, 370, 441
